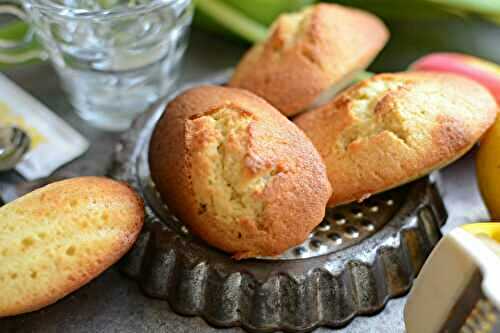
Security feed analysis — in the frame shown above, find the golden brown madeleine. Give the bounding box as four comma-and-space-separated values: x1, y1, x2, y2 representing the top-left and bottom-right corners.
0, 177, 144, 317
149, 85, 332, 259
229, 3, 389, 117
294, 72, 498, 206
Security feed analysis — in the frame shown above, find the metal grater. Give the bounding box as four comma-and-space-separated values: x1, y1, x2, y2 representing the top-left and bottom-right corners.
460, 298, 500, 333
406, 225, 500, 333
111, 70, 448, 332
437, 270, 500, 333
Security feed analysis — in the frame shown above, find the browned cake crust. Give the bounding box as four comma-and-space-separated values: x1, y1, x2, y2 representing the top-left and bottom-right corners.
294, 72, 498, 206
0, 177, 144, 317
229, 3, 389, 117
149, 85, 332, 259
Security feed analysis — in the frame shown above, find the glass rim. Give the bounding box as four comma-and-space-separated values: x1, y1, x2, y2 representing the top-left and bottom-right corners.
25, 0, 189, 19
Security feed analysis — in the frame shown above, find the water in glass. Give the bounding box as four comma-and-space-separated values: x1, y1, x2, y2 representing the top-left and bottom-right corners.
23, 0, 193, 130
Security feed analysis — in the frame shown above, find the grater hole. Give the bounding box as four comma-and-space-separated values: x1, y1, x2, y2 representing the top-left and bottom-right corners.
336, 218, 347, 225
326, 211, 347, 225
345, 226, 360, 238
317, 220, 331, 232
180, 226, 189, 235
350, 207, 363, 219
294, 246, 307, 256
360, 219, 375, 231
362, 198, 377, 206
328, 233, 342, 245
331, 212, 345, 220
310, 239, 322, 248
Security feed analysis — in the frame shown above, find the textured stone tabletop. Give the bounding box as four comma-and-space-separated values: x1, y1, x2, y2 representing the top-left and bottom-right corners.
0, 19, 498, 332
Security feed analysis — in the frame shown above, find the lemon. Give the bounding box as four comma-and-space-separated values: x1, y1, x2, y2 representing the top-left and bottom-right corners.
462, 223, 500, 242
477, 116, 500, 219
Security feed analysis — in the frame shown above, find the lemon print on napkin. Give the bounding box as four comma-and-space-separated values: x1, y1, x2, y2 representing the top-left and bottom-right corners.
0, 101, 45, 148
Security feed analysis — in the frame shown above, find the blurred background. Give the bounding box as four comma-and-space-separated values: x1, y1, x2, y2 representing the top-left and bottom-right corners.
4, 0, 500, 71
2, 0, 500, 72
191, 0, 500, 71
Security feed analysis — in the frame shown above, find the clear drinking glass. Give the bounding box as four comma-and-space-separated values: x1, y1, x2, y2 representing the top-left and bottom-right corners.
0, 0, 193, 130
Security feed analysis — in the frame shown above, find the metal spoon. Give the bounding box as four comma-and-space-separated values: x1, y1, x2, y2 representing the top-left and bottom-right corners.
0, 126, 31, 172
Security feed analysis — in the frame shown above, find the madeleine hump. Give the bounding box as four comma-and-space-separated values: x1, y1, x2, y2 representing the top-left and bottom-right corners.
149, 85, 332, 259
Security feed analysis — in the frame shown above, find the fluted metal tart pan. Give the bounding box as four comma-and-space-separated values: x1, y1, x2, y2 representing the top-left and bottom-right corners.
110, 70, 448, 332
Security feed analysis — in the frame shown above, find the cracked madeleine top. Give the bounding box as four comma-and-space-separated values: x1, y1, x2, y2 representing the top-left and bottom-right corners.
149, 85, 331, 259
294, 72, 498, 206
229, 3, 389, 117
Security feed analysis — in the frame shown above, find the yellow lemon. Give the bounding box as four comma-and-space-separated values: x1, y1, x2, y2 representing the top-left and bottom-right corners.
477, 115, 500, 219
462, 222, 500, 242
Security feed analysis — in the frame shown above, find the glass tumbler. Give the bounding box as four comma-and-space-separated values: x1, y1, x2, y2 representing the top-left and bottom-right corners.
0, 0, 193, 130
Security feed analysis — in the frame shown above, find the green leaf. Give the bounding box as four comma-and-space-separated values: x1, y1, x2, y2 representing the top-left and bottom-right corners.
193, 0, 315, 43
329, 0, 456, 20
222, 0, 315, 25
193, 8, 242, 40
0, 21, 30, 41
194, 0, 268, 43
0, 21, 44, 69
426, 0, 500, 16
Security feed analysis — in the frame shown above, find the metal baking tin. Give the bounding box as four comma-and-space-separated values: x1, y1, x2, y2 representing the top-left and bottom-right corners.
110, 70, 448, 332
